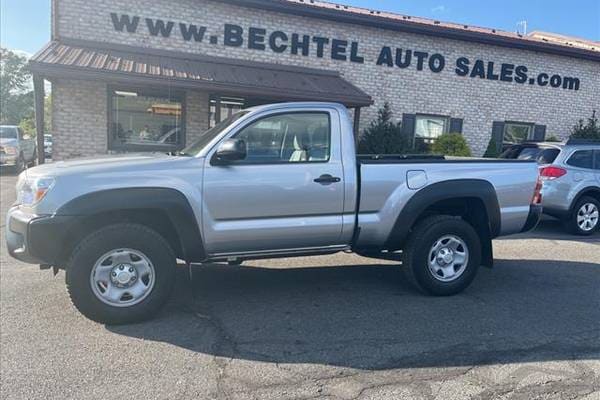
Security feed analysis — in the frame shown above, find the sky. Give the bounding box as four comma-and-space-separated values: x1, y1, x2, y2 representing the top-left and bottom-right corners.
1, 0, 599, 56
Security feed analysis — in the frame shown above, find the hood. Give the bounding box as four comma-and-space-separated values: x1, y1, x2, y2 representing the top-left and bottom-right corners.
0, 138, 18, 147
26, 153, 190, 177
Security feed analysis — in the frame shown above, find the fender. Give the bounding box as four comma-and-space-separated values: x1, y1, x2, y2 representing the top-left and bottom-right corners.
571, 186, 600, 210
384, 179, 501, 250
56, 187, 205, 262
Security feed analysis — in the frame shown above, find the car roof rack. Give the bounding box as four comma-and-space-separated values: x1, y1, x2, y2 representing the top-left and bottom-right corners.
565, 138, 600, 145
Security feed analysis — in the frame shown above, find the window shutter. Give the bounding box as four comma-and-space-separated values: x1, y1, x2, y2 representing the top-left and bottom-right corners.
401, 113, 416, 144
449, 118, 463, 134
533, 125, 546, 142
491, 121, 505, 153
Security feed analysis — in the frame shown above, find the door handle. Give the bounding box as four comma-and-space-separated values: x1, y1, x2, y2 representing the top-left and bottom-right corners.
314, 174, 341, 184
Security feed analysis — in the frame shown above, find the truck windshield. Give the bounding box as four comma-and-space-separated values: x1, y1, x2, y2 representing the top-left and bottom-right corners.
0, 127, 18, 139
180, 111, 249, 156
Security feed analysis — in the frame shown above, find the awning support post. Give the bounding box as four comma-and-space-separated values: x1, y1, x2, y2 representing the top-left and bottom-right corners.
353, 107, 361, 147
33, 75, 45, 165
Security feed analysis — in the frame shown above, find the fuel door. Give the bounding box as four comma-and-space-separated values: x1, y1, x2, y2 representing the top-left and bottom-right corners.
407, 170, 428, 190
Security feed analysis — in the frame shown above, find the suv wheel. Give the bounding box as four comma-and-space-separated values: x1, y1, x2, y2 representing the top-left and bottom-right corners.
402, 215, 481, 296
566, 196, 599, 235
66, 223, 176, 324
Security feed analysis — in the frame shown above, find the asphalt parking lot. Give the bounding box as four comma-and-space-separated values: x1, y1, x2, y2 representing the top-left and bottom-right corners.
1, 172, 599, 400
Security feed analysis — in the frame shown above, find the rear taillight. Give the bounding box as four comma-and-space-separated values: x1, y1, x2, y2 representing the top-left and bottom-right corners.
539, 166, 567, 180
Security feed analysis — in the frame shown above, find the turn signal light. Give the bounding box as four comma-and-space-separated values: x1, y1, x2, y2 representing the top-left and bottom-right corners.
539, 166, 567, 180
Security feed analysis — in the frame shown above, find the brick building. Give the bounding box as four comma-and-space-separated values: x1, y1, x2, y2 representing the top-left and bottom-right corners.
29, 0, 600, 160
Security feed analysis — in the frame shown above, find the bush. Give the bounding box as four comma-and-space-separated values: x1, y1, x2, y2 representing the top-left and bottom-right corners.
570, 110, 600, 140
545, 135, 561, 142
483, 137, 500, 158
432, 133, 472, 157
357, 102, 410, 154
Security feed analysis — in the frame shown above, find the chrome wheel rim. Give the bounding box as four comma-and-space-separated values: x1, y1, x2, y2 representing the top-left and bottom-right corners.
90, 248, 155, 307
577, 203, 599, 232
428, 235, 469, 282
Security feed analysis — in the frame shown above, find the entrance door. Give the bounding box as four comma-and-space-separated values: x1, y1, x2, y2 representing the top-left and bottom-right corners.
202, 109, 346, 255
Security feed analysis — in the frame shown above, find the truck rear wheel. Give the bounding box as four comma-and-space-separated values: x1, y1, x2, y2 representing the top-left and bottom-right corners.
402, 215, 481, 296
66, 223, 176, 324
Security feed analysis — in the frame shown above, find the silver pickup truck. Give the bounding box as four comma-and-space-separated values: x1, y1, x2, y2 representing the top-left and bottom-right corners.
6, 102, 541, 324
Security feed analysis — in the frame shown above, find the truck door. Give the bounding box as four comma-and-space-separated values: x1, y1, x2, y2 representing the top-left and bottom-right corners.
202, 109, 346, 255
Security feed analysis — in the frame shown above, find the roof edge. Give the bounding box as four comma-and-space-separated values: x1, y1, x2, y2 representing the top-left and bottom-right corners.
35, 37, 343, 78
220, 0, 600, 62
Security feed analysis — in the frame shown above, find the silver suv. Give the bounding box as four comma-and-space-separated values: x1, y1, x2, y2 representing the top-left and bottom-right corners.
501, 140, 600, 235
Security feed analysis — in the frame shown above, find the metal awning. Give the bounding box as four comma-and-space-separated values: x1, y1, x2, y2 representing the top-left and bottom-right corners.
29, 39, 373, 108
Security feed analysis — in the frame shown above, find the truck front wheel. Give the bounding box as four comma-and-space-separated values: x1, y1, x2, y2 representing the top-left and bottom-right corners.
402, 215, 481, 296
66, 223, 176, 324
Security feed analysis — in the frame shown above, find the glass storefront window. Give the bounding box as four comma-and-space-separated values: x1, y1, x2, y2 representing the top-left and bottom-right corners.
209, 96, 245, 128
503, 122, 533, 144
109, 88, 185, 151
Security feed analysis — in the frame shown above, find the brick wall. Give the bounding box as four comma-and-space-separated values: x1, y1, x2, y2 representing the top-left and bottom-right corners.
51, 79, 108, 160
52, 0, 600, 156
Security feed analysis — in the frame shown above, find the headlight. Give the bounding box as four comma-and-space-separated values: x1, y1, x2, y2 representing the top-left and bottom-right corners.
1, 145, 17, 155
16, 176, 55, 206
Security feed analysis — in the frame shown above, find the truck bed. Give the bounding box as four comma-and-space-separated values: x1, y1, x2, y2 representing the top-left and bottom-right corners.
355, 156, 539, 248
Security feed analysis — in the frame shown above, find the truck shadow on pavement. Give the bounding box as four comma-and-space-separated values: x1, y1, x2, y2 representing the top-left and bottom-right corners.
108, 259, 600, 370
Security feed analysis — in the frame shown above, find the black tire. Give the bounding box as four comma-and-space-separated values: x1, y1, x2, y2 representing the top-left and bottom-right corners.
66, 223, 176, 324
565, 196, 600, 236
402, 215, 481, 296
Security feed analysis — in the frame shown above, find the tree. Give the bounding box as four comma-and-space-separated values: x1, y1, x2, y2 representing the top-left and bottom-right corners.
483, 137, 501, 158
432, 133, 472, 157
1, 48, 34, 125
570, 110, 600, 140
357, 102, 409, 154
19, 96, 52, 137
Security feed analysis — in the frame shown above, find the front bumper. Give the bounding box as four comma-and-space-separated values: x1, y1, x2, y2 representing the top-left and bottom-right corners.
520, 204, 543, 233
0, 153, 18, 166
6, 207, 74, 265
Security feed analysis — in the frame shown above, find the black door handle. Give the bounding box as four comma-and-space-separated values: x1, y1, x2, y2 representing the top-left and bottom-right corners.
314, 174, 341, 184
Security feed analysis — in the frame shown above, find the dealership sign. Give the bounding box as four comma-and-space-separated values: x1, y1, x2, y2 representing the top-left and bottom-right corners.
111, 13, 581, 91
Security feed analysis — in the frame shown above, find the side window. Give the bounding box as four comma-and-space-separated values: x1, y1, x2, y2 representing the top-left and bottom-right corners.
234, 112, 330, 164
594, 150, 600, 170
566, 150, 593, 169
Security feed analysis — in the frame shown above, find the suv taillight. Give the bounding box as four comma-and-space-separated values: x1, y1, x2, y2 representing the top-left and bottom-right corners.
539, 166, 567, 180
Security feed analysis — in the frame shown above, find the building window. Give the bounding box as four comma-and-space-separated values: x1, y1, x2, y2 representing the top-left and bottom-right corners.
503, 122, 533, 144
109, 88, 185, 152
209, 96, 245, 128
414, 115, 448, 151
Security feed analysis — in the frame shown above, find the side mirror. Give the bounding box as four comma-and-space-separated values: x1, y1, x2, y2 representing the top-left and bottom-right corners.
214, 138, 246, 163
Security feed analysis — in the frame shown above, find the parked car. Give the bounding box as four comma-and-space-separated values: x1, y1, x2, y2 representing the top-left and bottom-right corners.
0, 125, 36, 172
44, 134, 53, 158
6, 102, 542, 324
499, 142, 562, 165
500, 140, 600, 235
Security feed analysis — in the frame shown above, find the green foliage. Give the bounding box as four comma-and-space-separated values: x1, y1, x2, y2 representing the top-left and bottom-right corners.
483, 137, 500, 158
431, 133, 472, 157
545, 135, 561, 142
357, 102, 410, 154
570, 110, 600, 140
1, 48, 34, 125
